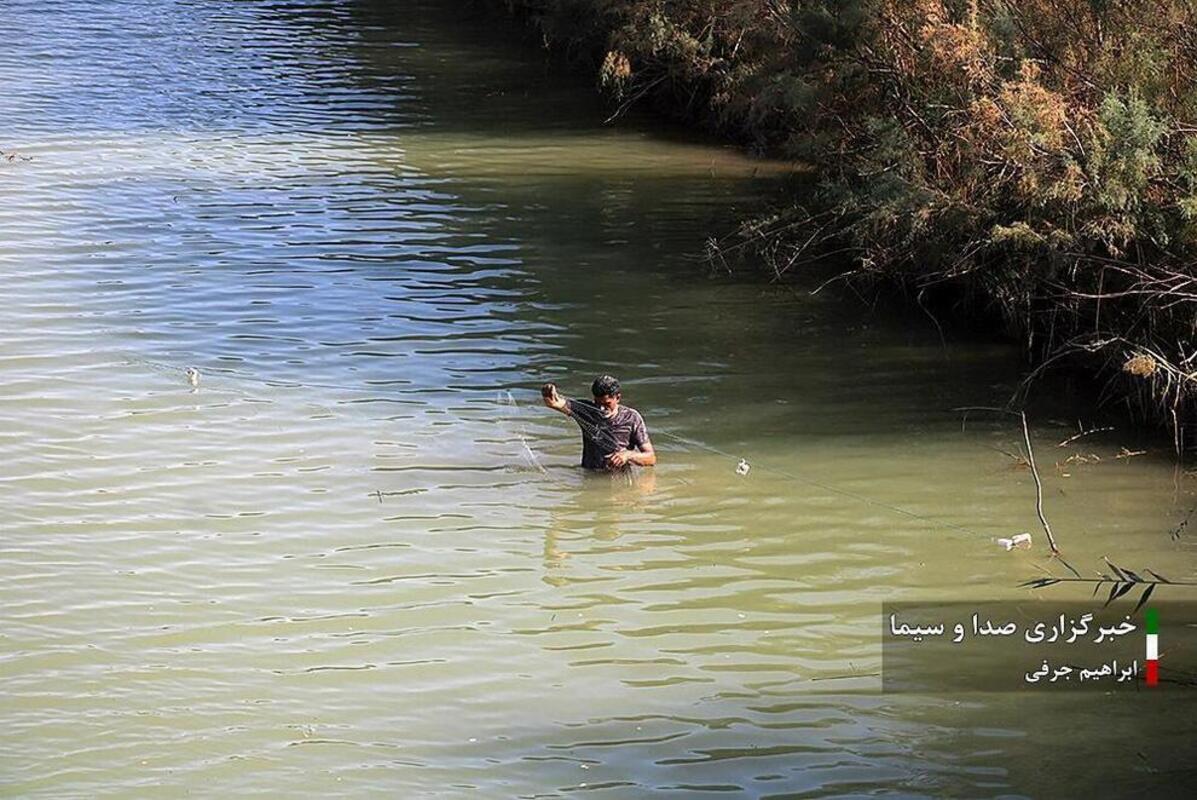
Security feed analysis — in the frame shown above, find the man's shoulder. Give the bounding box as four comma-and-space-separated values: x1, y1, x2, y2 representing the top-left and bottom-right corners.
618, 406, 646, 424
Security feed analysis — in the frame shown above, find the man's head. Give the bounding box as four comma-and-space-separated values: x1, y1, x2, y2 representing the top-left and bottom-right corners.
591, 374, 621, 416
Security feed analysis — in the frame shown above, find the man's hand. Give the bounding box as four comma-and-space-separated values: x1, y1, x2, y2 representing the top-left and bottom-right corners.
608, 444, 656, 469
606, 449, 632, 468
541, 382, 567, 412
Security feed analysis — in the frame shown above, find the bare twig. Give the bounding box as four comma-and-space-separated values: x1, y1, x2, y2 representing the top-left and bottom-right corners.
1057, 426, 1115, 447
1021, 411, 1060, 554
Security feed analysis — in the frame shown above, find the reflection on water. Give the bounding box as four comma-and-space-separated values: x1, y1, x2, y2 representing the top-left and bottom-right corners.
3, 0, 1196, 796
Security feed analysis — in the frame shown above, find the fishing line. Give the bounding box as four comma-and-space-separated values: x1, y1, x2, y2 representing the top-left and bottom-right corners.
122, 352, 426, 409
123, 354, 997, 537
651, 428, 992, 539
123, 355, 417, 399
565, 404, 630, 454
539, 386, 991, 537
125, 354, 558, 472
557, 395, 988, 535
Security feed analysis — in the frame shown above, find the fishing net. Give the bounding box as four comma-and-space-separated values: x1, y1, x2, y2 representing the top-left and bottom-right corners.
496, 390, 548, 474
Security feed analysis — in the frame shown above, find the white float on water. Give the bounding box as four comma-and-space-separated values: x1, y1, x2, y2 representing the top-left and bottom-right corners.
996, 532, 1033, 550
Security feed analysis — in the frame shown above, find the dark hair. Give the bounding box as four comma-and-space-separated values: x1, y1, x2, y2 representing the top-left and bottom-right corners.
591, 374, 621, 398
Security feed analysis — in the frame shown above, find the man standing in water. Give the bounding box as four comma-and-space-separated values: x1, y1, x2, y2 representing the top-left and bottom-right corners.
541, 375, 656, 471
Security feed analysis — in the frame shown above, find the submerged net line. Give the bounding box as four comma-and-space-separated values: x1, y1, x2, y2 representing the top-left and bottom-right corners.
125, 354, 566, 475
652, 429, 992, 539
128, 355, 556, 473
546, 389, 990, 538
122, 355, 417, 398
125, 354, 994, 536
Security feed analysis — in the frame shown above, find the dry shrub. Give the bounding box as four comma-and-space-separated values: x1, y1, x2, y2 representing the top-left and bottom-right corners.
599, 50, 632, 97
1123, 354, 1159, 378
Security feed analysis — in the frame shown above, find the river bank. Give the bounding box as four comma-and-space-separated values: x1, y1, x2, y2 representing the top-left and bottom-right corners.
495, 0, 1197, 450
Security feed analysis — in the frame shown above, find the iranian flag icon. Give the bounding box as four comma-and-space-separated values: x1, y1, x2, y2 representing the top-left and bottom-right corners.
1145, 608, 1159, 687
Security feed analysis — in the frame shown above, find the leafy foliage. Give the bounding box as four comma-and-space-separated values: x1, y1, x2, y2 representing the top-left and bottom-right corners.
1022, 559, 1184, 613
505, 0, 1197, 438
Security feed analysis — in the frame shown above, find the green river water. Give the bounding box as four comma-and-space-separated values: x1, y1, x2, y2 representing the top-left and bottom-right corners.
2, 1, 1195, 797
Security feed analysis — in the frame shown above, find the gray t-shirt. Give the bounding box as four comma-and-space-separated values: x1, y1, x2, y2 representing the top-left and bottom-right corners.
566, 399, 651, 471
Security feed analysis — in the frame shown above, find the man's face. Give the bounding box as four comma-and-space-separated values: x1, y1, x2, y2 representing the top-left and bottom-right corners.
594, 392, 620, 417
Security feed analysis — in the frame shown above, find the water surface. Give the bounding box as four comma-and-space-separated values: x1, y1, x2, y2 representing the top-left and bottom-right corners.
3, 1, 1196, 797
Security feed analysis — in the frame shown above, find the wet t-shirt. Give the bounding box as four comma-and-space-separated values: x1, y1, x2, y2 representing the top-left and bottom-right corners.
566, 399, 651, 471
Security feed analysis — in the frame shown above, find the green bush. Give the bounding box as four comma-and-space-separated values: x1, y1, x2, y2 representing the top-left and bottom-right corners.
504, 0, 1197, 441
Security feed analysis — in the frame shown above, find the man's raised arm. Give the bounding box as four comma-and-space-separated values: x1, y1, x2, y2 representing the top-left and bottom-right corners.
541, 383, 570, 415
